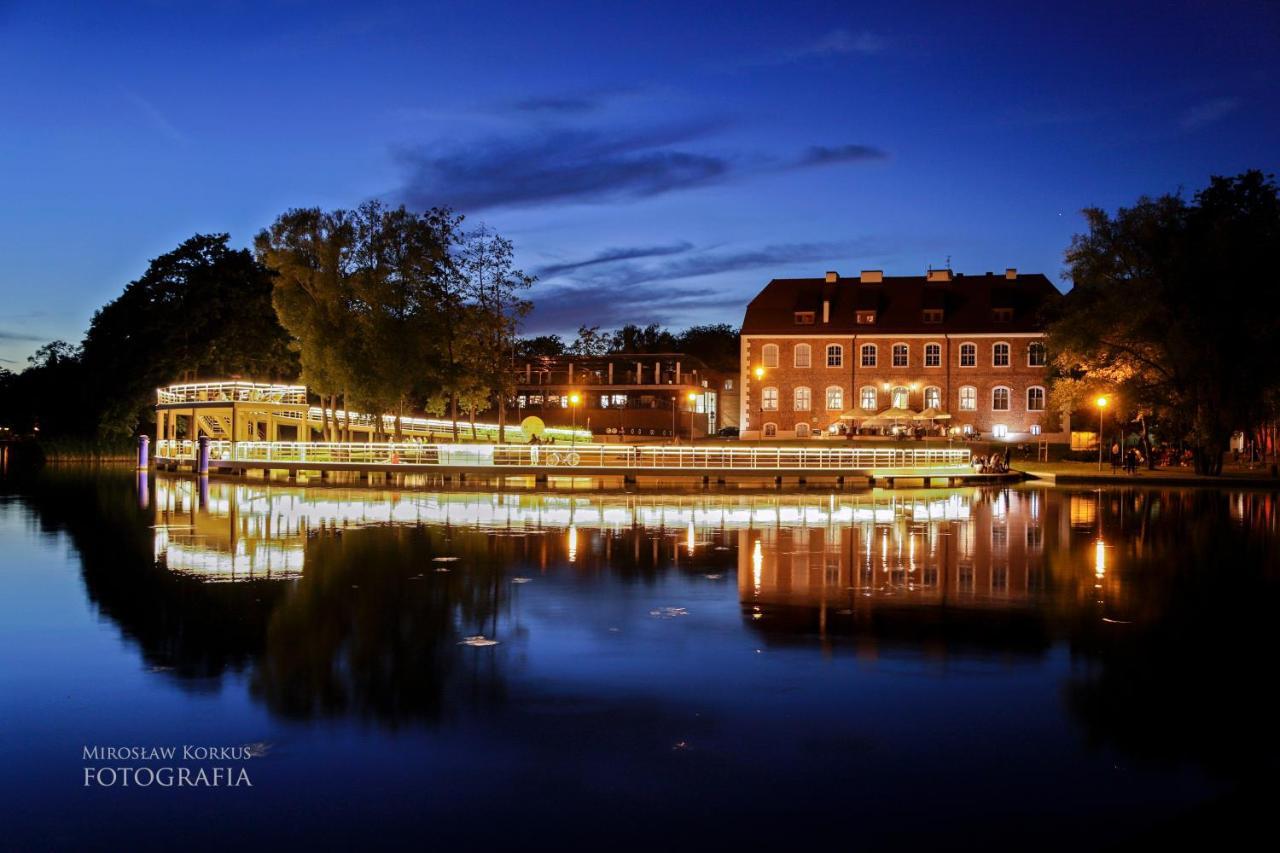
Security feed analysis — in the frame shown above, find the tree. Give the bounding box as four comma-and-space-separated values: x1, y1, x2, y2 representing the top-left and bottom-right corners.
515, 335, 566, 358
675, 323, 740, 372
1047, 170, 1280, 474
455, 227, 534, 443
567, 325, 610, 356
80, 234, 298, 438
610, 323, 678, 354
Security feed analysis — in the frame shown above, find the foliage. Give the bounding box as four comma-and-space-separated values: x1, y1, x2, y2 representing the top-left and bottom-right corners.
1047, 170, 1280, 474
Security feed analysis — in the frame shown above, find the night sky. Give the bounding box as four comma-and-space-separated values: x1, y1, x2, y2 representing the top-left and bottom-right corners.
1, 0, 1277, 365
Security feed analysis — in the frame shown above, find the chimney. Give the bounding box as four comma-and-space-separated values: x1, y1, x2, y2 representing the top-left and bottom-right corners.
926, 269, 952, 282
824, 270, 839, 283
1005, 268, 1017, 280
822, 299, 830, 323
860, 270, 883, 283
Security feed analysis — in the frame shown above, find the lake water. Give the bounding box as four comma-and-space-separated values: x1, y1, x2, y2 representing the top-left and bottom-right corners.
2, 469, 1278, 849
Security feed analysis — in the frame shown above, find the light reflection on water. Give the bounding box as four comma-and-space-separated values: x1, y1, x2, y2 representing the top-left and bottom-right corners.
3, 469, 1279, 849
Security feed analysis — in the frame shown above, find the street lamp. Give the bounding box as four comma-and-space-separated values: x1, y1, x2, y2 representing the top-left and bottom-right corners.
569, 392, 581, 446
686, 391, 698, 443
1095, 395, 1108, 470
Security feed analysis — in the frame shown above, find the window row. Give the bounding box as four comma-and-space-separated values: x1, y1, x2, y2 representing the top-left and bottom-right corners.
760, 343, 847, 369
760, 385, 1045, 412
760, 422, 1045, 438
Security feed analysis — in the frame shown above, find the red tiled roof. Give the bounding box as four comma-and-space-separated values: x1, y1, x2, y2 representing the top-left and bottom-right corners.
741, 272, 1061, 335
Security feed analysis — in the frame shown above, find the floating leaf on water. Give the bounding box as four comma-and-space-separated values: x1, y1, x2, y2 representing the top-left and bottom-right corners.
459, 635, 499, 647
244, 742, 272, 758
649, 607, 689, 618
703, 573, 722, 580
512, 577, 532, 584
432, 556, 460, 562
434, 568, 450, 573
713, 546, 731, 551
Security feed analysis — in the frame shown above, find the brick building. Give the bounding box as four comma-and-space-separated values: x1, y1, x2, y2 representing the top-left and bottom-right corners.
739, 268, 1064, 441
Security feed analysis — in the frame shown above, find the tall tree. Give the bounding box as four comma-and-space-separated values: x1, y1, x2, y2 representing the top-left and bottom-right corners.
455, 227, 534, 443
1047, 170, 1280, 474
80, 234, 298, 438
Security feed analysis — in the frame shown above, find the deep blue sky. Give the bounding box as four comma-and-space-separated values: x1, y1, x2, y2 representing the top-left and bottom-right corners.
1, 0, 1276, 365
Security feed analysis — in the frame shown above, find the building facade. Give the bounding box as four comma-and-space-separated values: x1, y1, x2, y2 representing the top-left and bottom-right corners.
739, 268, 1064, 441
512, 353, 728, 440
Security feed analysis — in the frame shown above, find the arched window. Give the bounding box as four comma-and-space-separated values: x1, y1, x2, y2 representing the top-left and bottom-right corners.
924, 343, 942, 367
762, 344, 779, 368
1027, 386, 1046, 411
795, 423, 811, 438
992, 424, 1009, 438
993, 342, 1010, 367
860, 386, 878, 410
860, 343, 877, 367
1028, 341, 1047, 367
924, 386, 942, 409
992, 386, 1011, 411
794, 386, 812, 411
890, 386, 909, 408
826, 344, 843, 367
959, 386, 977, 411
762, 387, 778, 410
892, 343, 909, 367
959, 343, 977, 367
794, 343, 811, 368
763, 422, 777, 437
825, 386, 844, 410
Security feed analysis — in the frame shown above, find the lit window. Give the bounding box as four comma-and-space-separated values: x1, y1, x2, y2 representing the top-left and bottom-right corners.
724, 379, 733, 391
762, 387, 778, 410
962, 423, 974, 435
860, 344, 877, 367
960, 343, 976, 367
611, 394, 627, 406
959, 386, 977, 411
993, 424, 1009, 438
794, 386, 812, 411
1028, 341, 1047, 366
1030, 424, 1042, 436
856, 311, 876, 325
1027, 386, 1045, 411
826, 386, 844, 410
924, 386, 941, 409
794, 343, 811, 368
992, 387, 1011, 410
762, 344, 779, 368
763, 422, 777, 437
892, 343, 909, 367
993, 342, 1010, 367
860, 386, 878, 410
794, 311, 815, 325
826, 344, 843, 367
891, 386, 909, 408
922, 308, 944, 323
924, 343, 941, 367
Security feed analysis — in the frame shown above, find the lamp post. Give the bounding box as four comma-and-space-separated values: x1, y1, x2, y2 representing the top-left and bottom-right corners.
569, 392, 581, 447
686, 391, 698, 444
1095, 395, 1108, 470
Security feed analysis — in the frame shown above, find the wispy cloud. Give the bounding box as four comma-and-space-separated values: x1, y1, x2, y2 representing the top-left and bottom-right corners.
526, 239, 886, 331
122, 90, 188, 143
510, 95, 604, 115
797, 144, 889, 166
1178, 97, 1241, 131
395, 123, 733, 211
394, 120, 888, 212
536, 242, 694, 278
794, 29, 885, 58
0, 328, 45, 343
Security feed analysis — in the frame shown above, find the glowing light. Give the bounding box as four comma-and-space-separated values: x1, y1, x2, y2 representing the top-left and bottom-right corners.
1094, 538, 1106, 578
1095, 396, 1108, 409
754, 366, 765, 380
568, 525, 578, 562
752, 539, 763, 594
686, 521, 696, 554
569, 393, 581, 406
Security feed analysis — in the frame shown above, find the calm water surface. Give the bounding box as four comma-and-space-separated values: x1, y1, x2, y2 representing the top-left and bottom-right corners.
1, 469, 1278, 850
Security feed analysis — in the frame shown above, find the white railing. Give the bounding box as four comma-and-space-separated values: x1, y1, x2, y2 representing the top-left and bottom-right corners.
157, 381, 307, 405
155, 440, 971, 472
